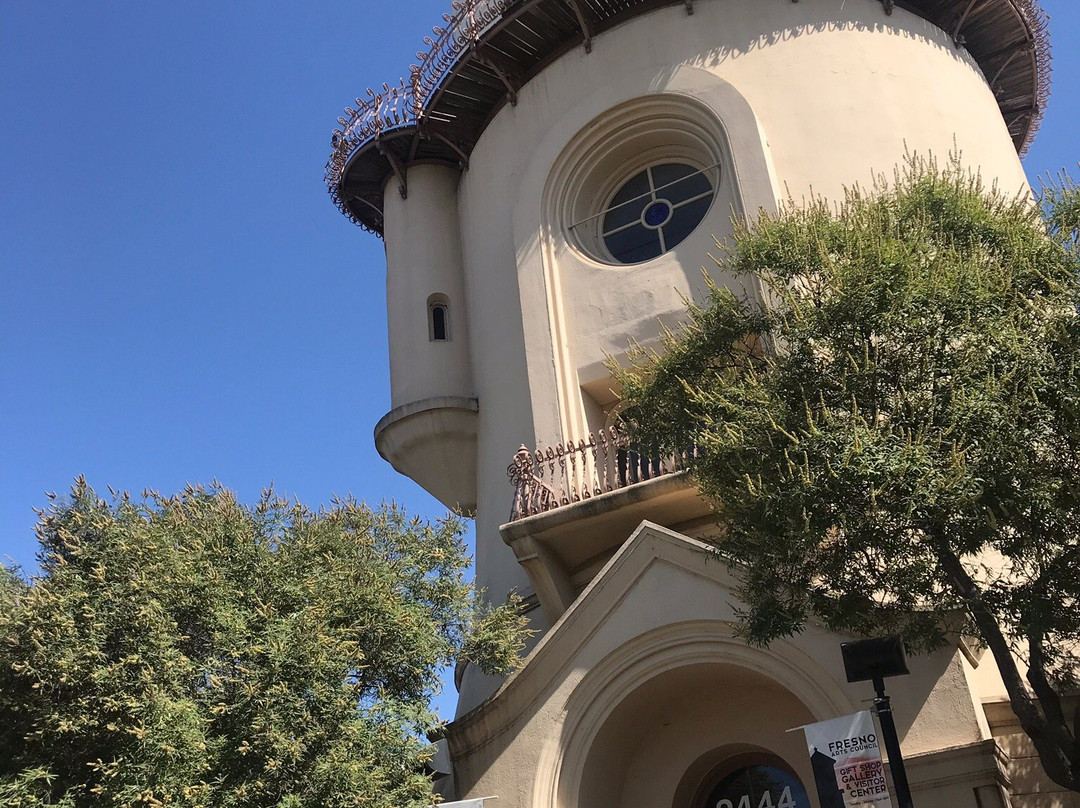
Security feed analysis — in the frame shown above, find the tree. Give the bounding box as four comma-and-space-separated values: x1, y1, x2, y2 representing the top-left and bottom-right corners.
0, 479, 528, 808
612, 158, 1080, 791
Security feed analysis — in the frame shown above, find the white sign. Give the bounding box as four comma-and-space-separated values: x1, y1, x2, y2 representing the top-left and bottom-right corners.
802, 711, 892, 808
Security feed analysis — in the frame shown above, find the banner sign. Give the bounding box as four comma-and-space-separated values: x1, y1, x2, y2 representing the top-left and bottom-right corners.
430, 799, 496, 808
801, 711, 892, 808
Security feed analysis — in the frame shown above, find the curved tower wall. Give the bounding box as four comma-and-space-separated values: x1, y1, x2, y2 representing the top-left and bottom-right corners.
438, 0, 1031, 712
377, 163, 480, 515
382, 163, 475, 408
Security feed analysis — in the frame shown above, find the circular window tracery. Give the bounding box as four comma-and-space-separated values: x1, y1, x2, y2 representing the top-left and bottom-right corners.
551, 94, 727, 268
600, 162, 715, 264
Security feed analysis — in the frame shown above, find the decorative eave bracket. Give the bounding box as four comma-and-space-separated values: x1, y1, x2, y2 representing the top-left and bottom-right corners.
564, 0, 593, 53
951, 0, 986, 46
427, 129, 471, 172
376, 137, 408, 200
475, 46, 522, 106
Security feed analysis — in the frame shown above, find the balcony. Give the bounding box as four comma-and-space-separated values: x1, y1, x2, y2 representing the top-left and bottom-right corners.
500, 429, 714, 622
506, 428, 697, 520
374, 396, 479, 516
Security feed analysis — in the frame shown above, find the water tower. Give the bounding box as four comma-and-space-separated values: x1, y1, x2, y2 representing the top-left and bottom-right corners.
325, 1, 1055, 805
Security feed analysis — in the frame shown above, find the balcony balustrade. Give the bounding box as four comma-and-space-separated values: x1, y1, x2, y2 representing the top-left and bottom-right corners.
506, 428, 698, 521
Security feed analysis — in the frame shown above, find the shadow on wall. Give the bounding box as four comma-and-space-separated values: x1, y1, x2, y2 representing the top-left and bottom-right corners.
637, 13, 990, 99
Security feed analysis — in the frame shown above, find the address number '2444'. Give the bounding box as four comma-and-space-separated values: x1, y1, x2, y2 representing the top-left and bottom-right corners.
716, 787, 798, 808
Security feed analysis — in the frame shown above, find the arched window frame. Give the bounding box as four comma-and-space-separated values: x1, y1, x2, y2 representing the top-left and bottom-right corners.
689, 752, 811, 808
428, 293, 450, 342
550, 94, 728, 268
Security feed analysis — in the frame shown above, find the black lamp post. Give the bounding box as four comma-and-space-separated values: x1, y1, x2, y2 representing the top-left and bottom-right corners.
841, 636, 915, 808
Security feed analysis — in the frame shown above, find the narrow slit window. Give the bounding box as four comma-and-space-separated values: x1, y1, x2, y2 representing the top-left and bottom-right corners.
428, 295, 450, 341
432, 305, 448, 340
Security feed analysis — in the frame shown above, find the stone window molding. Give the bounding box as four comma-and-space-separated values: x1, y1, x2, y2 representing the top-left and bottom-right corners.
552, 93, 727, 267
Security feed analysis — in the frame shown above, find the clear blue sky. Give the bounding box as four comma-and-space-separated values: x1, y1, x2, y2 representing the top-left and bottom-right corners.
2, 1, 1078, 713
2, 1, 466, 568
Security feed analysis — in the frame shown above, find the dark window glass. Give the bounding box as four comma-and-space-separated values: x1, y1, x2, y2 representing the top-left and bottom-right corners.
651, 162, 696, 185
604, 225, 663, 264
431, 304, 448, 341
603, 171, 652, 234
663, 195, 714, 249
601, 162, 714, 264
652, 162, 711, 199
704, 765, 811, 808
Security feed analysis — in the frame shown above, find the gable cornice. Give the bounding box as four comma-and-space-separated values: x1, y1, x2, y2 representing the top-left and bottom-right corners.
446, 521, 852, 762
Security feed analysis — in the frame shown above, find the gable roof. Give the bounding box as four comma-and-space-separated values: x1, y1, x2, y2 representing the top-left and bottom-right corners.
447, 521, 853, 756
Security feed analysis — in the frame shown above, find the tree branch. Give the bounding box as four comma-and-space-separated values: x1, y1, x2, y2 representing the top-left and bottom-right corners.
933, 536, 1080, 790
1027, 632, 1077, 759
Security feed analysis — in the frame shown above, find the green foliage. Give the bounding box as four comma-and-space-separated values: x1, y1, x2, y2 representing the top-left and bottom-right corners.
1041, 168, 1080, 247
614, 157, 1080, 787
0, 480, 528, 808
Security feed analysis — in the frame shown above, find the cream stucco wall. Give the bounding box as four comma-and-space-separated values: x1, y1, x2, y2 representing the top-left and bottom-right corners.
383, 163, 475, 409
445, 524, 1007, 808
417, 0, 1032, 713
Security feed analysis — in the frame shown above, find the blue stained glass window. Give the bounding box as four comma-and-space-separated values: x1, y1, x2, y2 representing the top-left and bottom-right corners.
601, 162, 714, 264
602, 171, 652, 233
643, 200, 672, 228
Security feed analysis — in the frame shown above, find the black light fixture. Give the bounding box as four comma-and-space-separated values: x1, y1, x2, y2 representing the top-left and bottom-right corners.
842, 636, 909, 682
841, 636, 915, 808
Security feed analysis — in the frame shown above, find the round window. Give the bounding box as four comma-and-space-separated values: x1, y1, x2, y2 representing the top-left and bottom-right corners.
703, 765, 811, 808
600, 162, 715, 264
550, 94, 727, 268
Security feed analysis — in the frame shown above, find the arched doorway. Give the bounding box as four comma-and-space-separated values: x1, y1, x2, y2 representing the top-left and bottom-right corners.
575, 662, 818, 808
